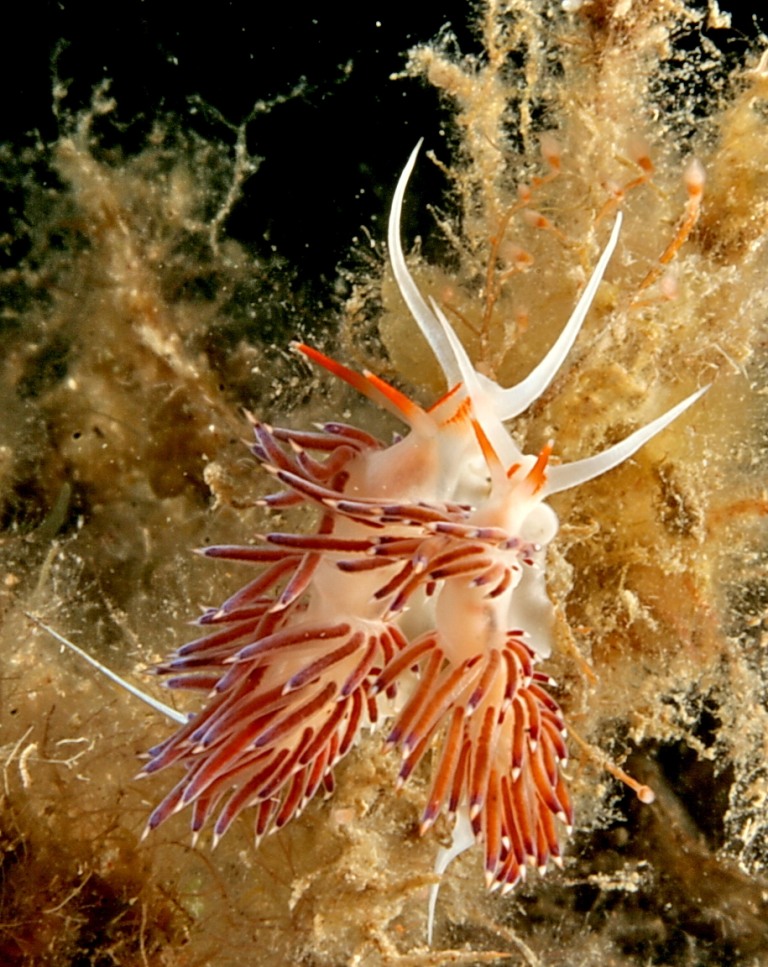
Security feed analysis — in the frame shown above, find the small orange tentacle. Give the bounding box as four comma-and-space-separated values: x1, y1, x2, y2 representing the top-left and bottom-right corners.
470, 417, 509, 490
293, 342, 427, 427
362, 368, 426, 425
525, 443, 553, 493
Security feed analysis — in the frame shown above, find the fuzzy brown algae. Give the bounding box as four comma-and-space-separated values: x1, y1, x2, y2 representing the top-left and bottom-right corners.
4, 1, 768, 963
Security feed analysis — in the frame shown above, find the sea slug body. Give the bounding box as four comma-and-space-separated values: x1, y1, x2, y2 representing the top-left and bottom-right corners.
139, 143, 707, 934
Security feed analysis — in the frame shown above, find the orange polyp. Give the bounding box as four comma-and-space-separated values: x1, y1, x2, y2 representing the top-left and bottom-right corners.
683, 157, 706, 200
635, 157, 705, 295
521, 209, 568, 243
539, 132, 562, 173
497, 244, 534, 283
657, 165, 704, 267
522, 209, 550, 231
568, 725, 656, 804
481, 138, 562, 332
594, 145, 654, 226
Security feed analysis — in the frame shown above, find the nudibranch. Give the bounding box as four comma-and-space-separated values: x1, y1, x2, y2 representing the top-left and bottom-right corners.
36, 142, 708, 940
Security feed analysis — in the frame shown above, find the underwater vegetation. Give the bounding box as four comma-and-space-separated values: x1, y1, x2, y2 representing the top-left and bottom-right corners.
1, 0, 768, 964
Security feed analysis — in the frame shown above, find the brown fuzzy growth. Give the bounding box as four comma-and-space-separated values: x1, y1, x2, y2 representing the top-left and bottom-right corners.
3, 0, 768, 963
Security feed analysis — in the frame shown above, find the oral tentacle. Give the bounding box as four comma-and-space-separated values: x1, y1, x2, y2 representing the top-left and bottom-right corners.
546, 383, 709, 494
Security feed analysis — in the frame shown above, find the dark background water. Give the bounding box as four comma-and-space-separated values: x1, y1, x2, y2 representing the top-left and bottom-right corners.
3, 1, 763, 295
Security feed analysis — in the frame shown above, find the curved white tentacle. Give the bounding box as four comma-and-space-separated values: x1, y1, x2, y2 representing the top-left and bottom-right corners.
390, 142, 624, 437
388, 140, 463, 388
547, 384, 709, 495
487, 212, 623, 419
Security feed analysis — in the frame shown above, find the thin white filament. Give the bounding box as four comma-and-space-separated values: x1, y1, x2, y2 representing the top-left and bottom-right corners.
489, 212, 623, 419
26, 612, 187, 724
388, 140, 463, 388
